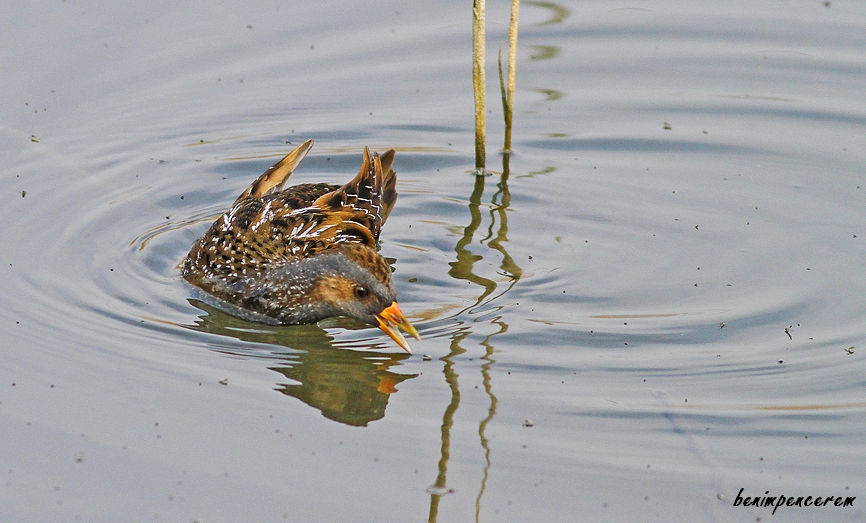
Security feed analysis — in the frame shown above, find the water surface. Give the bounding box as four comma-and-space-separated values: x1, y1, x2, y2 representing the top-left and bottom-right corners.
2, 1, 865, 522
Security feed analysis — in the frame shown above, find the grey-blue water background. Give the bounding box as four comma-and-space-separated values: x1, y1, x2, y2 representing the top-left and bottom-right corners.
2, 1, 865, 521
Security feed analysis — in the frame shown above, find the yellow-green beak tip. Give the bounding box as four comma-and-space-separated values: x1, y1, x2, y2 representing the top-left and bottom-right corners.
376, 301, 421, 354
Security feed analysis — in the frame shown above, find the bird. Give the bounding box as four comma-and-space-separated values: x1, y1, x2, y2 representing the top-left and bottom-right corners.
182, 139, 420, 353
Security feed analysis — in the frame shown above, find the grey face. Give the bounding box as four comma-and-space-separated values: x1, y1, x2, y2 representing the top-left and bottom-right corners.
221, 248, 395, 326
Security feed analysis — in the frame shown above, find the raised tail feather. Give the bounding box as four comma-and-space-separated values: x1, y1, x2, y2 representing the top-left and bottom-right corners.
378, 149, 398, 224
313, 147, 398, 240
237, 139, 314, 200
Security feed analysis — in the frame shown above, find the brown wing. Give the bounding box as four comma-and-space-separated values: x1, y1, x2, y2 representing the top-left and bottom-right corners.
310, 147, 398, 241
183, 143, 395, 287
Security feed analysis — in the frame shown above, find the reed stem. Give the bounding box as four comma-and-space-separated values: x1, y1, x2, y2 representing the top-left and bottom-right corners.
504, 0, 519, 153
472, 0, 486, 171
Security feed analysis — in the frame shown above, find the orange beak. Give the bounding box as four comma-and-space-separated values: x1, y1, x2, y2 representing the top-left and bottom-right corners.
375, 301, 421, 354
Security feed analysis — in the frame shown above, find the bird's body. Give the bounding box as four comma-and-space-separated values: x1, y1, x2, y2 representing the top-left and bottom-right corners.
183, 139, 419, 352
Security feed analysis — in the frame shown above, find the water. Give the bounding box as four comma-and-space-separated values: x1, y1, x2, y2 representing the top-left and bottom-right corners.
2, 1, 865, 521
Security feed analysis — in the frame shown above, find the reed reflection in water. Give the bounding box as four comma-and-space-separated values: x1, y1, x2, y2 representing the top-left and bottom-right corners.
428, 150, 521, 522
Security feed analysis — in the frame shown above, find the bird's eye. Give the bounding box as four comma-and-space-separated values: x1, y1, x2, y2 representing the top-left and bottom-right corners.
353, 285, 369, 299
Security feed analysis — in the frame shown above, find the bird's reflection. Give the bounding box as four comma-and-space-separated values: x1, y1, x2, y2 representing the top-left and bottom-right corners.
186, 299, 415, 426
272, 351, 413, 427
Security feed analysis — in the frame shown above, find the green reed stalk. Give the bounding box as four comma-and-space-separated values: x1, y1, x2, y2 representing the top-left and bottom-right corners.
504, 0, 519, 152
472, 0, 486, 171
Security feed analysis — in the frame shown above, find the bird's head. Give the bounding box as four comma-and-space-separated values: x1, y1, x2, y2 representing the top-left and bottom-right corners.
293, 244, 420, 352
